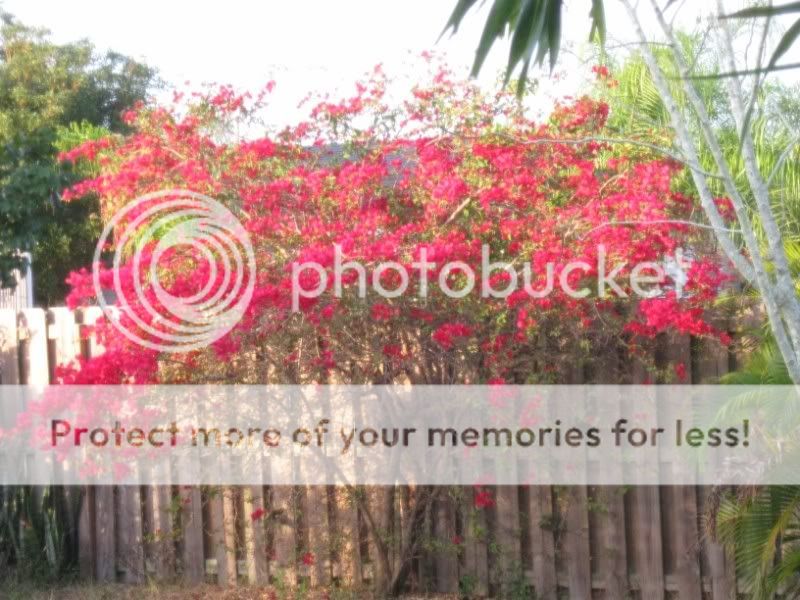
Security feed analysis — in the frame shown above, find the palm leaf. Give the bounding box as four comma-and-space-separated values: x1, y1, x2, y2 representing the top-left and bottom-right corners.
442, 0, 605, 95
723, 1, 800, 19
768, 17, 800, 70
472, 0, 521, 77
589, 0, 605, 44
720, 2, 800, 77
718, 487, 800, 597
440, 0, 482, 38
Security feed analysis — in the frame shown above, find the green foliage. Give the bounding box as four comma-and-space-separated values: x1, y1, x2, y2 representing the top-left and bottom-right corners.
717, 486, 800, 598
442, 0, 605, 95
492, 561, 537, 599
31, 123, 108, 305
0, 486, 81, 581
722, 337, 791, 384
0, 11, 158, 303
458, 573, 479, 598
446, 1, 800, 91
0, 127, 65, 287
603, 34, 726, 132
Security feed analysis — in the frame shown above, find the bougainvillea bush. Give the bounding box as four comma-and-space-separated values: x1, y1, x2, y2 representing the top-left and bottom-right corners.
57, 61, 731, 387
49, 60, 739, 594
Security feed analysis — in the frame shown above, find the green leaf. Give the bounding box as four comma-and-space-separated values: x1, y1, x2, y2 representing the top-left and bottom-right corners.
440, 0, 482, 39
589, 0, 606, 44
507, 0, 546, 84
768, 16, 800, 70
516, 56, 532, 97
472, 0, 521, 78
546, 0, 562, 71
723, 1, 800, 19
445, 0, 601, 94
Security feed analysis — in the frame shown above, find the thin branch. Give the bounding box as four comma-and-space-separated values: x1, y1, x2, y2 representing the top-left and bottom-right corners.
667, 0, 688, 27
745, 8, 772, 131
649, 0, 767, 279
581, 219, 742, 239
612, 2, 759, 285
714, 1, 800, 377
685, 25, 715, 74
604, 41, 673, 49
443, 196, 472, 226
500, 133, 724, 179
680, 62, 800, 79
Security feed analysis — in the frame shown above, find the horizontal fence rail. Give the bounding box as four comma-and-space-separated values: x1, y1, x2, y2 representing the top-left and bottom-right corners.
0, 307, 742, 598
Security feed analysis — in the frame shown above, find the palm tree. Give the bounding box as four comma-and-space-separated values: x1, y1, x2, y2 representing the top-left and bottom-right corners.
443, 1, 800, 92
442, 0, 605, 95
715, 486, 800, 598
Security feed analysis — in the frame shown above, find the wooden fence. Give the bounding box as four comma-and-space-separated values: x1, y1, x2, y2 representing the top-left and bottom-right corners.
0, 306, 741, 598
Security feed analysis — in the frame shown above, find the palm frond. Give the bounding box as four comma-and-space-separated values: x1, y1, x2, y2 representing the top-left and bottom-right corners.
442, 0, 605, 95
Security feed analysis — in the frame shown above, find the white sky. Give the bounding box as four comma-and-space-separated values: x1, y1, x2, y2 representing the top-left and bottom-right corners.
4, 1, 799, 130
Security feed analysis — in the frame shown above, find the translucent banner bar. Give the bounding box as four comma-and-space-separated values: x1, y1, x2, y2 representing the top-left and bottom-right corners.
1, 385, 797, 485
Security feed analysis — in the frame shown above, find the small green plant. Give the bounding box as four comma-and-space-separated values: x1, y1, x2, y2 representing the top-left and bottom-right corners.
458, 572, 478, 598
502, 563, 537, 600
271, 568, 289, 598
506, 570, 536, 600
328, 586, 361, 600
0, 486, 80, 582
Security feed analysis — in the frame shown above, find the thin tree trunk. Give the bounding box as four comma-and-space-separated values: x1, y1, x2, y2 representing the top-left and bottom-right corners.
621, 0, 800, 383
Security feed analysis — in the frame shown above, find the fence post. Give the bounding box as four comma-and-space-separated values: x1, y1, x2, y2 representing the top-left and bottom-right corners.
117, 482, 145, 583
662, 334, 703, 599
332, 486, 362, 587
492, 480, 521, 597
269, 486, 298, 586
143, 481, 176, 579
241, 485, 268, 584
0, 309, 20, 385
304, 485, 331, 587
18, 308, 48, 386
589, 347, 628, 598
695, 331, 737, 598
525, 485, 557, 599
206, 487, 232, 584
628, 356, 666, 599
461, 485, 489, 597
561, 364, 592, 599
180, 485, 205, 583
47, 307, 78, 380
432, 489, 458, 593
76, 307, 115, 582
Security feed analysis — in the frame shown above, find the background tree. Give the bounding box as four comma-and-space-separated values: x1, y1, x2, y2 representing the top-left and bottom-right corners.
0, 12, 158, 304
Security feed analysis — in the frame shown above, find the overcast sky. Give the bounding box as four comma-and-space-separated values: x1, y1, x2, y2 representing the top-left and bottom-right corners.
5, 1, 799, 129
